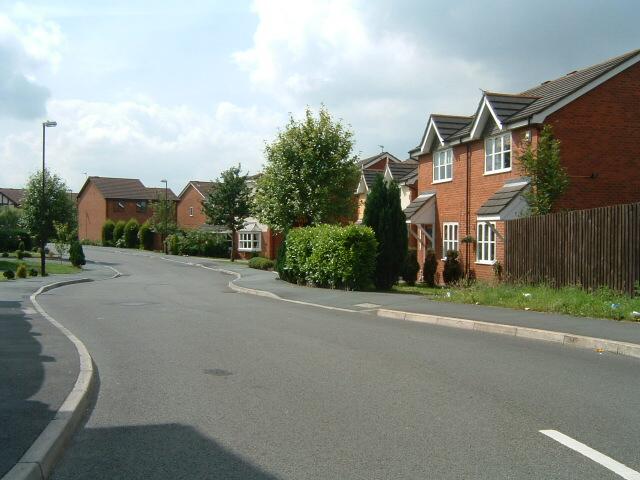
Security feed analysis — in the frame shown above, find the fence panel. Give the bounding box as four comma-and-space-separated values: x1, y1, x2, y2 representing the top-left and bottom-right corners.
504, 202, 640, 294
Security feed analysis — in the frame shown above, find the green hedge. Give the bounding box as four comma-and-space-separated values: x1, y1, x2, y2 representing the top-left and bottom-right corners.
113, 220, 126, 243
0, 228, 31, 252
102, 220, 115, 246
279, 224, 377, 290
124, 219, 140, 248
138, 221, 154, 250
166, 230, 229, 258
248, 256, 274, 270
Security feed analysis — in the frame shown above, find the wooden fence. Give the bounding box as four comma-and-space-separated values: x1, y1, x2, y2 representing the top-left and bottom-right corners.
504, 202, 640, 294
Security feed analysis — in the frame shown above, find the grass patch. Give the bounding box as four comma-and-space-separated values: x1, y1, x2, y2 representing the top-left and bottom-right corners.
0, 257, 80, 279
393, 282, 640, 321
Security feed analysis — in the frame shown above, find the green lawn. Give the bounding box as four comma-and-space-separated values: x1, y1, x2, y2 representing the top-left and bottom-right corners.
393, 282, 640, 321
0, 257, 80, 279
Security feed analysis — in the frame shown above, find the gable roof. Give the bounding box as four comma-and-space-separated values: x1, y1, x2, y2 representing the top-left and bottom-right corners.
403, 191, 436, 221
0, 188, 26, 206
358, 152, 401, 168
79, 176, 177, 201
477, 178, 530, 217
179, 180, 216, 199
387, 162, 418, 181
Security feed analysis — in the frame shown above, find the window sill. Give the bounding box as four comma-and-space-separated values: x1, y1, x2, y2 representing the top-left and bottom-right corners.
483, 167, 512, 176
238, 248, 261, 252
475, 260, 496, 266
432, 178, 453, 184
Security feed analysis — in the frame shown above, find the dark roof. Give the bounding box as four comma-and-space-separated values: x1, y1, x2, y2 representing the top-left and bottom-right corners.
362, 170, 383, 188
477, 178, 530, 216
400, 172, 418, 185
387, 162, 418, 181
0, 188, 25, 205
84, 177, 177, 201
403, 191, 436, 219
484, 93, 538, 123
432, 115, 473, 140
358, 152, 401, 168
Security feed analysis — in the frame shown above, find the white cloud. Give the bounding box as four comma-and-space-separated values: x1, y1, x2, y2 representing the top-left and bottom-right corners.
0, 98, 285, 192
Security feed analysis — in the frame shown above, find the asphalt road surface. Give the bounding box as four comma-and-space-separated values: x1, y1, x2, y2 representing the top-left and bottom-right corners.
37, 248, 640, 479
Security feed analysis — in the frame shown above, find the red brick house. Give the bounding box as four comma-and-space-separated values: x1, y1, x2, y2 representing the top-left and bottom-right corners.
404, 48, 640, 282
176, 177, 281, 260
77, 176, 178, 242
0, 188, 25, 208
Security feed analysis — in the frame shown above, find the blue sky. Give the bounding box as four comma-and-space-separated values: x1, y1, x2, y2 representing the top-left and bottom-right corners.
1, 0, 639, 193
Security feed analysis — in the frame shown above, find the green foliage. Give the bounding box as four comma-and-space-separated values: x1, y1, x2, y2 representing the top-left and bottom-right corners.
423, 249, 438, 288
1, 252, 8, 258
274, 240, 288, 281
166, 230, 229, 258
248, 256, 275, 270
102, 220, 115, 246
3, 269, 15, 280
363, 175, 408, 290
54, 222, 75, 260
0, 208, 22, 229
253, 106, 360, 231
202, 165, 251, 261
69, 240, 86, 267
18, 240, 25, 251
281, 224, 377, 290
29, 268, 38, 277
150, 198, 177, 238
16, 263, 27, 278
402, 250, 420, 286
16, 250, 24, 260
519, 124, 569, 215
138, 221, 154, 250
443, 250, 463, 285
0, 229, 30, 252
124, 219, 140, 248
20, 169, 76, 246
113, 220, 126, 243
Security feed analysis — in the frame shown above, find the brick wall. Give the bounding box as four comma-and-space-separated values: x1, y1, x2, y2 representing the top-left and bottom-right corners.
106, 199, 156, 226
77, 182, 106, 242
177, 184, 208, 230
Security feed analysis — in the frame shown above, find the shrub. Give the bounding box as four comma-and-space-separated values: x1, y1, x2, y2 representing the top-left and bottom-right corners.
281, 224, 377, 290
80, 239, 100, 246
16, 250, 24, 260
443, 250, 463, 285
124, 219, 140, 248
0, 228, 30, 252
113, 220, 127, 243
16, 264, 27, 278
1, 252, 7, 258
18, 240, 25, 251
138, 221, 154, 250
249, 256, 275, 270
69, 240, 86, 267
402, 250, 420, 286
165, 231, 229, 257
21, 251, 32, 258
29, 268, 38, 277
102, 219, 116, 246
423, 249, 438, 288
3, 269, 15, 280
275, 241, 288, 281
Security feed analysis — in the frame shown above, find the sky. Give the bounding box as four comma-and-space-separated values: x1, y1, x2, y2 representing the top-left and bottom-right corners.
1, 0, 638, 193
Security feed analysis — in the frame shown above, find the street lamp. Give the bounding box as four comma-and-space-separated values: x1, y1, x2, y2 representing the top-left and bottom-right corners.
161, 179, 168, 253
41, 120, 57, 276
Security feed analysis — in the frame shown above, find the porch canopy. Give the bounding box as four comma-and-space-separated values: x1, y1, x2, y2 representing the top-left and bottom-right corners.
477, 178, 530, 221
403, 191, 436, 246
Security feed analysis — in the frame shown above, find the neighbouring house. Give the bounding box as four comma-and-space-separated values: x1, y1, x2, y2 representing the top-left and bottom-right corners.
176, 176, 281, 260
77, 176, 178, 242
405, 48, 640, 283
0, 188, 25, 208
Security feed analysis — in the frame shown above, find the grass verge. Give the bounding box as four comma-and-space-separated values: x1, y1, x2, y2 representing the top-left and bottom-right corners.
393, 282, 640, 321
0, 257, 80, 280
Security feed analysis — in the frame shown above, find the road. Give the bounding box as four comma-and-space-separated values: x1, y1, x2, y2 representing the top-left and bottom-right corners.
37, 248, 640, 479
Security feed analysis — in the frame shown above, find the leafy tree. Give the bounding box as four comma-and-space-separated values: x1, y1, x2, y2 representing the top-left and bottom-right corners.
53, 222, 74, 262
102, 219, 115, 246
202, 165, 251, 261
0, 208, 22, 229
150, 198, 177, 251
363, 174, 408, 290
20, 169, 76, 275
519, 124, 569, 215
254, 106, 360, 231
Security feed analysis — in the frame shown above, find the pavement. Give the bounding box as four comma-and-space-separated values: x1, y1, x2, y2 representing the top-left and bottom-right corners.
29, 247, 640, 479
0, 262, 112, 478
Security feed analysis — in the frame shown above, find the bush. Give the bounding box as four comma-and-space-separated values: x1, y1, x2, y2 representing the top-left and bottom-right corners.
3, 270, 15, 280
113, 220, 127, 243
18, 240, 25, 251
102, 219, 116, 246
0, 228, 30, 252
80, 239, 100, 246
138, 221, 154, 250
423, 249, 438, 288
166, 230, 229, 257
22, 251, 32, 258
249, 256, 275, 270
16, 264, 27, 279
69, 240, 86, 267
443, 250, 463, 285
275, 240, 288, 281
1, 252, 8, 258
402, 250, 420, 286
124, 219, 140, 248
29, 268, 38, 277
16, 250, 24, 260
281, 224, 377, 290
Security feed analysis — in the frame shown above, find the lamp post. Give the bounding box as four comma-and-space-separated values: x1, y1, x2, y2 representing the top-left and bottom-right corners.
161, 179, 168, 253
41, 120, 57, 276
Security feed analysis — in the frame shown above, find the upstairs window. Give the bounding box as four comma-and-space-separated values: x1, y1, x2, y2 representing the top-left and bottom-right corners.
485, 133, 511, 174
113, 201, 125, 212
136, 201, 147, 212
433, 148, 453, 182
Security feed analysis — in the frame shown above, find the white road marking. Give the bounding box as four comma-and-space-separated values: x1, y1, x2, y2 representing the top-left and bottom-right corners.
540, 430, 640, 479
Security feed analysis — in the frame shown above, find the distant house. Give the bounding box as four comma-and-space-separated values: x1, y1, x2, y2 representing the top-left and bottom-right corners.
405, 48, 640, 282
176, 175, 281, 259
77, 176, 178, 242
0, 188, 25, 208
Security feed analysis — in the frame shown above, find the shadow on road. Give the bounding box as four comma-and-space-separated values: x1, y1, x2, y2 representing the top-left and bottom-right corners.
0, 300, 54, 477
52, 423, 281, 479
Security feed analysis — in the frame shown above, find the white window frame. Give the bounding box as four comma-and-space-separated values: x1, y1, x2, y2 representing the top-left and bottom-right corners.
484, 132, 512, 174
442, 222, 459, 259
238, 231, 261, 252
433, 148, 453, 183
476, 221, 497, 264
188, 206, 194, 217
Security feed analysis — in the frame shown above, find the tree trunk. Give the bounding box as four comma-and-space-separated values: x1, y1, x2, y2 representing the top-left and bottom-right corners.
230, 229, 235, 262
